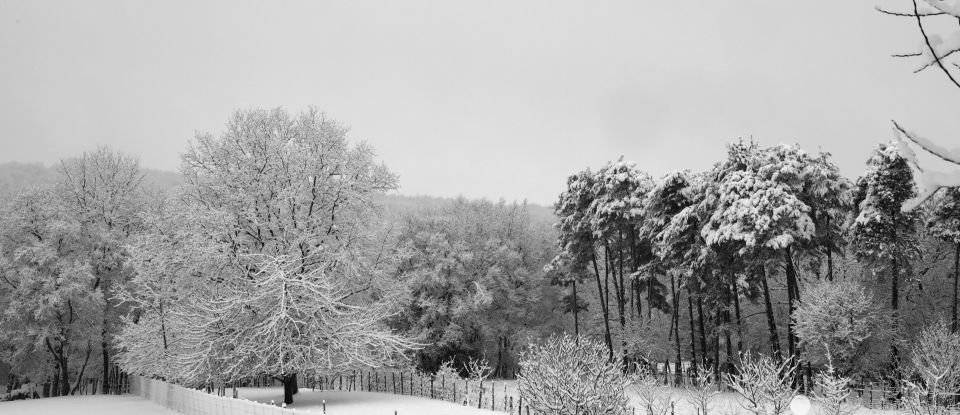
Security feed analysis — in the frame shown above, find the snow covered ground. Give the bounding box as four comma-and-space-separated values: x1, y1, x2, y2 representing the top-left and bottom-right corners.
238, 387, 502, 415
0, 395, 179, 415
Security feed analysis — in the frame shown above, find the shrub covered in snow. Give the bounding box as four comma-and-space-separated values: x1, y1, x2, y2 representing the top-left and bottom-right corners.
685, 369, 719, 415
635, 365, 675, 415
902, 321, 960, 412
726, 352, 797, 415
518, 334, 635, 415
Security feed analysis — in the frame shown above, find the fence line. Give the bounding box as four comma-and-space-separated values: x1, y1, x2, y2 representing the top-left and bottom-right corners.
131, 375, 307, 415
132, 369, 959, 415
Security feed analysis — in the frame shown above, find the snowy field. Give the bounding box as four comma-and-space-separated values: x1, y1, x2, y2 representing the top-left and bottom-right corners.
238, 387, 501, 415
0, 387, 935, 415
0, 395, 179, 415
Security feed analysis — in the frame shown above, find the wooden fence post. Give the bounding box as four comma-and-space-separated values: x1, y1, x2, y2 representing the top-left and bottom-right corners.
478, 380, 484, 409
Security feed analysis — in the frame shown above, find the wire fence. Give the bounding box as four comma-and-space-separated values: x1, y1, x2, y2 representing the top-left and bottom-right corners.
132, 375, 309, 415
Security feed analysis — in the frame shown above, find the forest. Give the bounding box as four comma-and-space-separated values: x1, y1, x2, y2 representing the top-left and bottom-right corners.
0, 106, 958, 411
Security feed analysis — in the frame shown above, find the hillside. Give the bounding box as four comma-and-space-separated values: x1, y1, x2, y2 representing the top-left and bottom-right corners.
0, 163, 557, 225
0, 162, 182, 198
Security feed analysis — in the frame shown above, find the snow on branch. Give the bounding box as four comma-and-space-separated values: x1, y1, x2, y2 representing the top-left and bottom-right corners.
892, 121, 960, 211
922, 0, 960, 18
911, 0, 960, 88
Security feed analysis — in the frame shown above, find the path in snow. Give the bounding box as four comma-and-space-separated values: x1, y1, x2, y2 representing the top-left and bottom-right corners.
0, 395, 179, 415
238, 387, 501, 415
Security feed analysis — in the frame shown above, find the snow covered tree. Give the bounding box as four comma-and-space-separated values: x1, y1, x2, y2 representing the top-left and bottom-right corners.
643, 170, 701, 377
928, 188, 960, 332
554, 168, 617, 359
655, 171, 715, 372
389, 198, 554, 377
798, 150, 854, 281
114, 196, 226, 383
587, 159, 667, 361
702, 142, 816, 364
850, 142, 922, 365
56, 146, 144, 393
793, 279, 890, 376
0, 187, 104, 396
117, 107, 413, 405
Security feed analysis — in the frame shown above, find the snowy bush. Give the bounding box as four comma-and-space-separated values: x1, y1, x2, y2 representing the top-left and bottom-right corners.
518, 334, 635, 415
635, 365, 674, 415
465, 356, 492, 382
685, 369, 719, 415
904, 321, 960, 411
432, 359, 461, 401
726, 352, 798, 415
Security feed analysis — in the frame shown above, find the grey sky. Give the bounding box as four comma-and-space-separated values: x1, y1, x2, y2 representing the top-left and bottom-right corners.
1, 1, 957, 205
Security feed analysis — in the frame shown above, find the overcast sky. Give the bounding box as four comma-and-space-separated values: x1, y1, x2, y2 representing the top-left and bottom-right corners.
1, 1, 957, 205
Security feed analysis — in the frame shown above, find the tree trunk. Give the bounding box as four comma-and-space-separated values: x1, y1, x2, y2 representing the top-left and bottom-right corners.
827, 249, 834, 282
283, 374, 297, 405
952, 244, 958, 334
635, 278, 643, 319
686, 285, 698, 375
71, 342, 93, 395
51, 371, 60, 398
59, 354, 70, 397
672, 275, 682, 384
784, 247, 800, 360
724, 308, 733, 368
891, 256, 900, 364
607, 244, 628, 360
647, 275, 653, 321
760, 265, 783, 363
496, 338, 505, 378
591, 253, 614, 361
101, 338, 109, 394
572, 279, 579, 338
713, 310, 720, 378
732, 282, 744, 354
696, 295, 708, 367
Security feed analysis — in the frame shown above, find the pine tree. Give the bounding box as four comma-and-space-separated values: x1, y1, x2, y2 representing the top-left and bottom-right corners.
928, 188, 960, 333
850, 141, 922, 368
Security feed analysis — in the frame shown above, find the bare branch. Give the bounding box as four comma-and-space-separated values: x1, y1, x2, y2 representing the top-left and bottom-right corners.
876, 6, 945, 17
